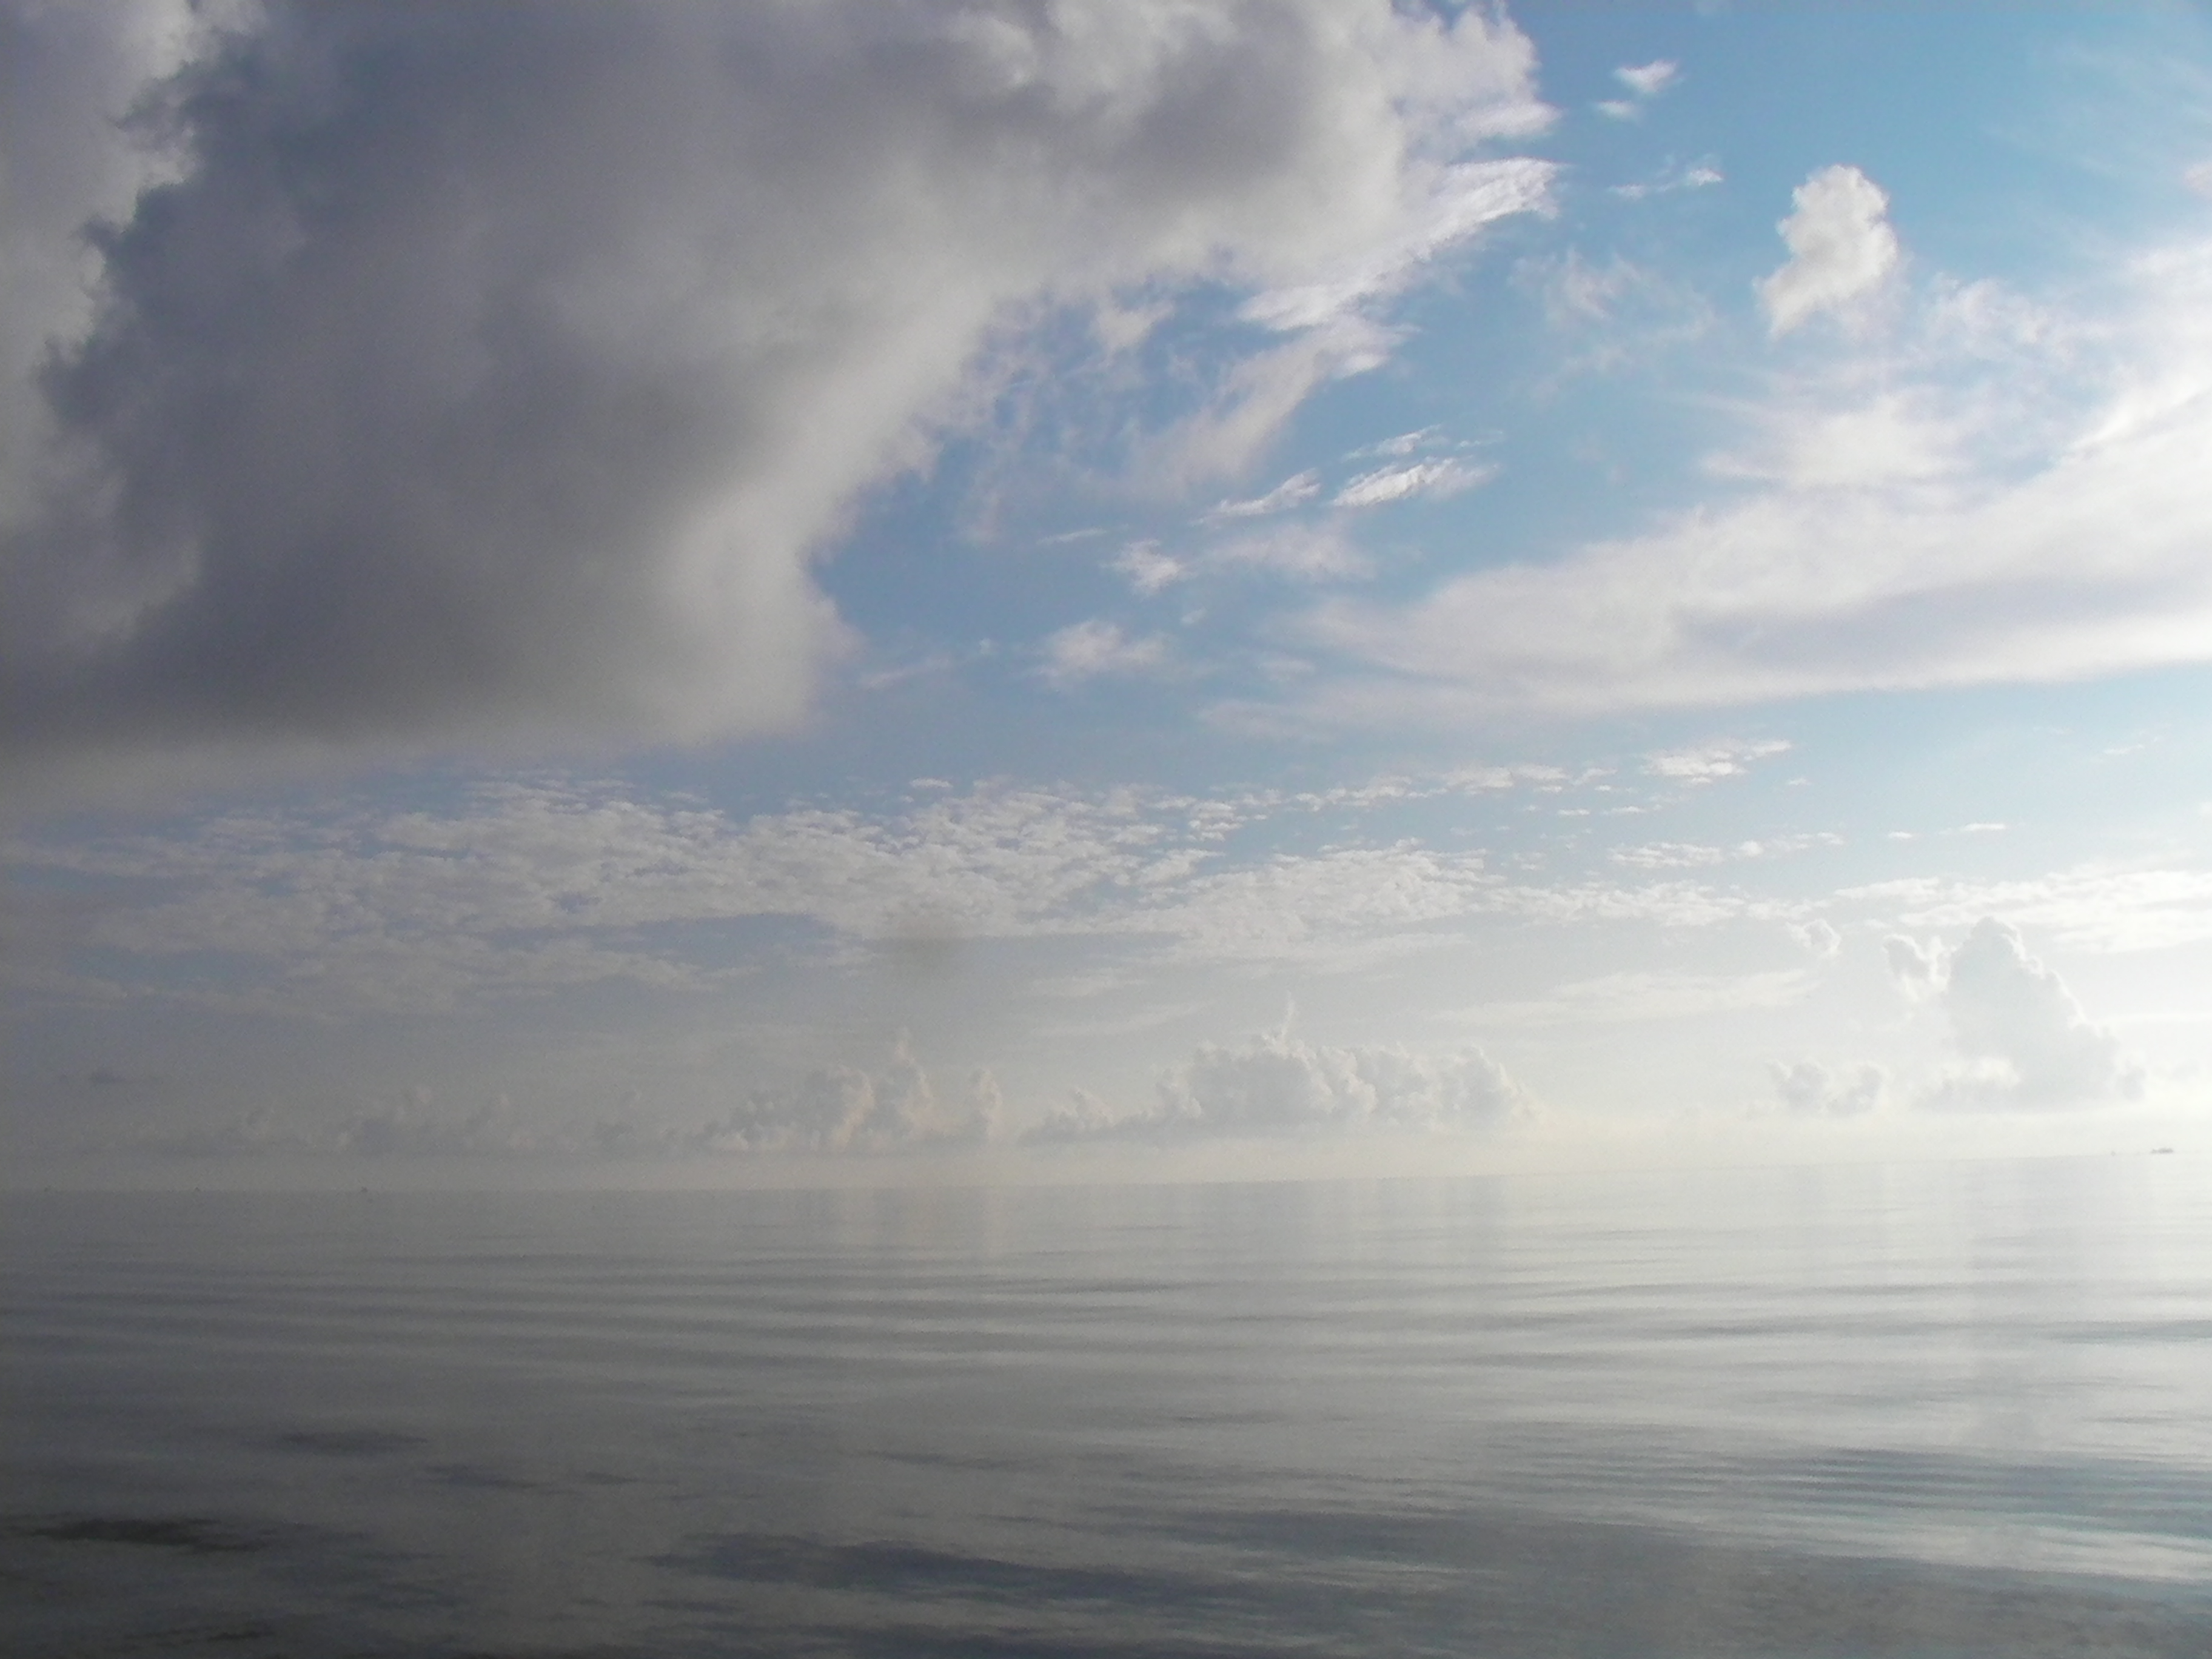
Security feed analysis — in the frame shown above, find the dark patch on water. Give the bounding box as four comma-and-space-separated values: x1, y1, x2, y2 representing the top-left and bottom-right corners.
663, 1530, 1450, 1655
825, 1626, 1275, 1659
12, 1515, 269, 1555
665, 1533, 1172, 1607
428, 1461, 540, 1492
188, 1620, 287, 1646
275, 1427, 424, 1457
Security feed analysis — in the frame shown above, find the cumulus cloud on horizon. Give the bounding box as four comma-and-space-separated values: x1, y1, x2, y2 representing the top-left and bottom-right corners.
0, 0, 1550, 789
1028, 1024, 1530, 1144
1803, 917, 2144, 1114
691, 1037, 1000, 1156
1922, 917, 2143, 1110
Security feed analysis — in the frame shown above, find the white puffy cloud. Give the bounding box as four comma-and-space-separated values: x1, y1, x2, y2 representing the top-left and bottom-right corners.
1028, 1025, 1527, 1141
1789, 918, 1843, 960
0, 0, 1549, 787
1924, 918, 2142, 1109
694, 1038, 998, 1155
1883, 933, 1946, 994
1757, 165, 1900, 335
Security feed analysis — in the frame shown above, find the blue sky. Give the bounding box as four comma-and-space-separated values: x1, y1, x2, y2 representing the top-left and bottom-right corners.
5, 1, 2211, 1182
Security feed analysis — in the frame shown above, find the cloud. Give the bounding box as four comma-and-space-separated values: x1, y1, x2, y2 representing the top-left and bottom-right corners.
1028, 1025, 1527, 1142
1332, 458, 1495, 508
1350, 426, 1444, 460
694, 1038, 998, 1155
1706, 393, 1959, 490
1609, 835, 1837, 871
1235, 156, 1555, 333
1597, 59, 1679, 121
1038, 620, 1168, 686
1780, 920, 2143, 1119
1110, 541, 1189, 597
1209, 523, 1371, 581
1202, 470, 1322, 522
119, 1045, 1002, 1161
6, 771, 1831, 1022
1467, 968, 1811, 1028
1609, 161, 1723, 201
1614, 61, 1680, 99
1882, 933, 1945, 994
0, 1, 1550, 789
338, 1092, 555, 1158
1644, 739, 1791, 782
1853, 865, 2212, 955
1771, 1059, 1886, 1117
1758, 165, 1901, 335
1923, 919, 2142, 1109
1790, 918, 1842, 960
0, 0, 201, 518
1285, 242, 2212, 722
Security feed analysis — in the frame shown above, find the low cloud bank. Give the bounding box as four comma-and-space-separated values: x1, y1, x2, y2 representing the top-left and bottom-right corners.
1030, 1027, 1529, 1143
691, 1041, 998, 1156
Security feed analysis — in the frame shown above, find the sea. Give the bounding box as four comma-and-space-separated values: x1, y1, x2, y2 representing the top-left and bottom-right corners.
3, 1155, 2207, 1658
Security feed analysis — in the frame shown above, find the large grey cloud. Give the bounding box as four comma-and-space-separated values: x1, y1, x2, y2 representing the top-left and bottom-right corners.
1, 0, 1547, 787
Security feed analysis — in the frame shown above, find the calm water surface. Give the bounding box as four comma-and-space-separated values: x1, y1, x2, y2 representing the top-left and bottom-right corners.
4, 1156, 2208, 1657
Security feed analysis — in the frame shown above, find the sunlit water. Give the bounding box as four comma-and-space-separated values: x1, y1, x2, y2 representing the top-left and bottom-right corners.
4, 1156, 2207, 1657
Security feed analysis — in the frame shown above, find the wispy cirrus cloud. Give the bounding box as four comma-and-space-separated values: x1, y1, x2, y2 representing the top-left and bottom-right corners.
1202, 471, 1323, 523
1274, 239, 2212, 725
1332, 458, 1497, 509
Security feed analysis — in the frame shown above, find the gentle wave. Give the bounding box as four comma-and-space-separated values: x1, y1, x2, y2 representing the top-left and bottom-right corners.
4, 1158, 2208, 1657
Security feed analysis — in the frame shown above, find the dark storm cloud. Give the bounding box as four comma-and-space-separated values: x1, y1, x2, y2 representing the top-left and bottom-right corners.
1, 0, 1545, 789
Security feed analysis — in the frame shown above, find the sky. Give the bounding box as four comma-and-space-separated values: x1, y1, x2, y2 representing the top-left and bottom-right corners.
5, 0, 2212, 1186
